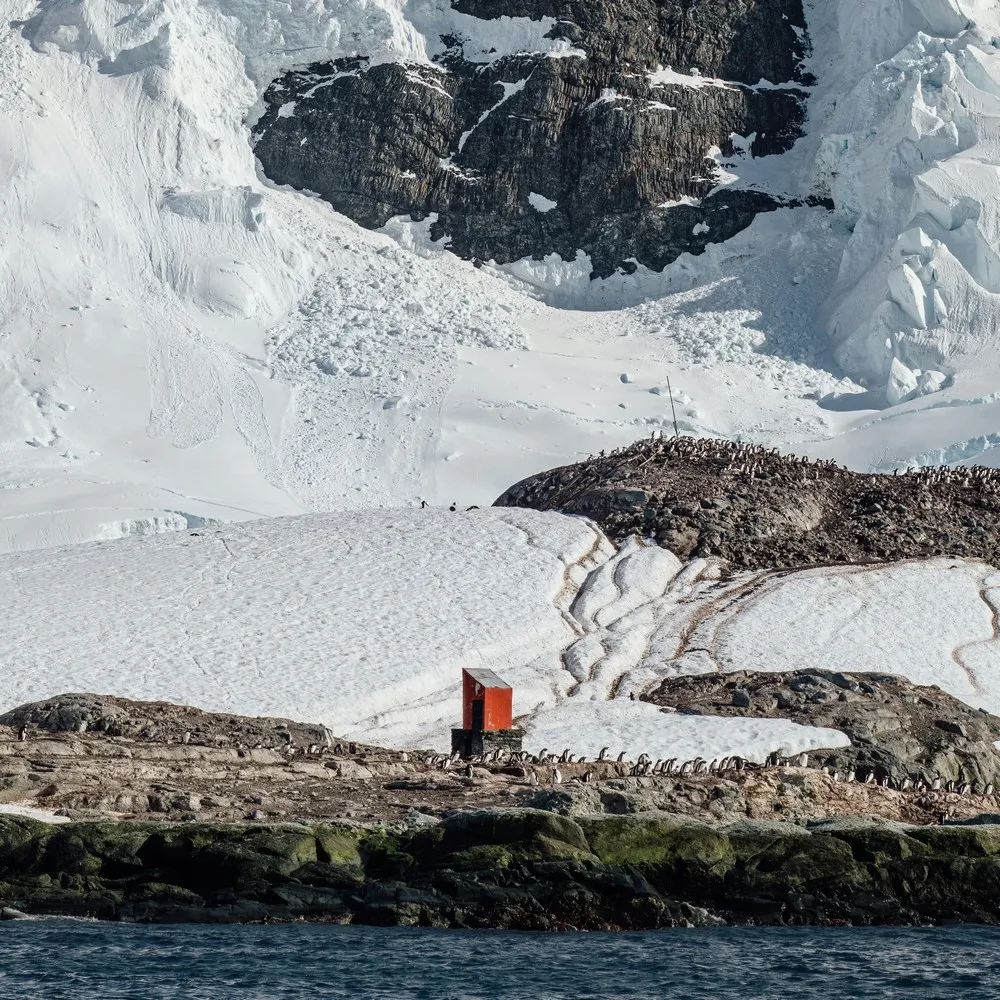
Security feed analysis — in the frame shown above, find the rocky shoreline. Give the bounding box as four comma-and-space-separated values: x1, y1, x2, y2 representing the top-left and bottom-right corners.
6, 809, 1000, 928
4, 693, 1000, 927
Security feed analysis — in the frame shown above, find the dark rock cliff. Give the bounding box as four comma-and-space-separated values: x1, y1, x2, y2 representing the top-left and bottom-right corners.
8, 811, 1000, 928
252, 0, 814, 277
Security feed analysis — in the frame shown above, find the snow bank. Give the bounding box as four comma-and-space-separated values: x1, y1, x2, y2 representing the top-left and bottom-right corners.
4, 507, 999, 758
0, 508, 609, 739
0, 804, 70, 824
523, 700, 849, 765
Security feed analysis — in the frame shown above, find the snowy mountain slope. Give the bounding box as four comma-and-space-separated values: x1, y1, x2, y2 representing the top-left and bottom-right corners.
3, 0, 1000, 553
5, 506, 1000, 762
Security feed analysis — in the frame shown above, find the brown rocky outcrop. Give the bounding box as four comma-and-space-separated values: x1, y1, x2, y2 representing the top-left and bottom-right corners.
0, 693, 997, 829
642, 669, 1000, 789
494, 434, 1000, 568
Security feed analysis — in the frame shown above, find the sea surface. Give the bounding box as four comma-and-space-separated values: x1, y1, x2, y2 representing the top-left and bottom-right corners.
1, 922, 998, 999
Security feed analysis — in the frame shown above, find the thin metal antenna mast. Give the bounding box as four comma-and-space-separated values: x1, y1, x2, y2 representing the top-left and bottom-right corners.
666, 376, 680, 438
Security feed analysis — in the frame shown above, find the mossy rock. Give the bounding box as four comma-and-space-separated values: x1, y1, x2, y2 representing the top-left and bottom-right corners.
815, 821, 929, 865
910, 825, 1000, 858
123, 881, 205, 906
0, 817, 51, 873
427, 809, 596, 865
289, 860, 364, 890
726, 824, 864, 889
579, 813, 733, 868
313, 823, 364, 865
441, 844, 517, 871
359, 831, 416, 879
0, 817, 47, 854
234, 826, 319, 867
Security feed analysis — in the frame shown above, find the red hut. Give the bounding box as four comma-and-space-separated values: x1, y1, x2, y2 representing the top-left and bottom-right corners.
462, 667, 513, 732
451, 667, 523, 760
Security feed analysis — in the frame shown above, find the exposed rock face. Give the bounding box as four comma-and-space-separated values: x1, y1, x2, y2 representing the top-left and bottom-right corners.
252, 0, 815, 277
3, 693, 1000, 831
494, 434, 1000, 569
8, 810, 1000, 927
643, 670, 1000, 789
0, 693, 332, 749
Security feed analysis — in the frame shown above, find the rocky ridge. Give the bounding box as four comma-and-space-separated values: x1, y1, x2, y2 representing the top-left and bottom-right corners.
0, 693, 997, 829
494, 434, 1000, 569
643, 669, 1000, 790
252, 0, 816, 277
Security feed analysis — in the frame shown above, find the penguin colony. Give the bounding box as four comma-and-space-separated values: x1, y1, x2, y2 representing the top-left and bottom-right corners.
411, 744, 997, 801
495, 433, 1000, 570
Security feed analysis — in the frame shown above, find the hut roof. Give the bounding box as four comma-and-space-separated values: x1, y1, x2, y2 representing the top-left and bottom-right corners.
464, 667, 512, 689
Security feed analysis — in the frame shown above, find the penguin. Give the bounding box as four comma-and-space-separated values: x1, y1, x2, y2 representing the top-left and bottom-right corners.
846, 769, 856, 783
552, 767, 562, 784
528, 771, 538, 786
582, 770, 594, 783
987, 783, 996, 796
420, 500, 428, 508
931, 776, 942, 791
17, 725, 27, 742
598, 747, 610, 762
464, 763, 474, 778
797, 752, 809, 768
182, 731, 191, 745
616, 751, 627, 763
400, 751, 409, 762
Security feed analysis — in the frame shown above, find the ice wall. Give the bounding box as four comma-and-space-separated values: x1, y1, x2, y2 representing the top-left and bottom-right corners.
812, 0, 1000, 392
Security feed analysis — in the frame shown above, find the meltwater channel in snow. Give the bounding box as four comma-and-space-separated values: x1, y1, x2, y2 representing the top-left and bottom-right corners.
6, 506, 1000, 762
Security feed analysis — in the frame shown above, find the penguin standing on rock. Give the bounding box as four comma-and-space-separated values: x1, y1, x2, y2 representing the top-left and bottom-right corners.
17, 725, 27, 742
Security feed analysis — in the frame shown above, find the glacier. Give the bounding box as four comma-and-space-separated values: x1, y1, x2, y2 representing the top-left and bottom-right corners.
1, 0, 1000, 551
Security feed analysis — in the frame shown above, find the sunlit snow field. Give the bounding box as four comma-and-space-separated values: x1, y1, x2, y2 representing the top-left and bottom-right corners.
4, 506, 1000, 762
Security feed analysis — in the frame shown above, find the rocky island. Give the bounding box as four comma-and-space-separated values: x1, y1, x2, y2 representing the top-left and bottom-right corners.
5, 688, 1000, 928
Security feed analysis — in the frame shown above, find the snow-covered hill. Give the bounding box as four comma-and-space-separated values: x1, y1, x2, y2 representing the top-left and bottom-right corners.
3, 0, 1000, 551
6, 506, 1000, 762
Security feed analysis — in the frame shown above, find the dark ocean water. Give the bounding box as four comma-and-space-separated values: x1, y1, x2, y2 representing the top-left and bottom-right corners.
1, 922, 999, 1000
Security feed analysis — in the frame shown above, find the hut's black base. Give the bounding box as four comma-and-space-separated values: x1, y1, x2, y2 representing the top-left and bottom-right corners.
451, 728, 523, 760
